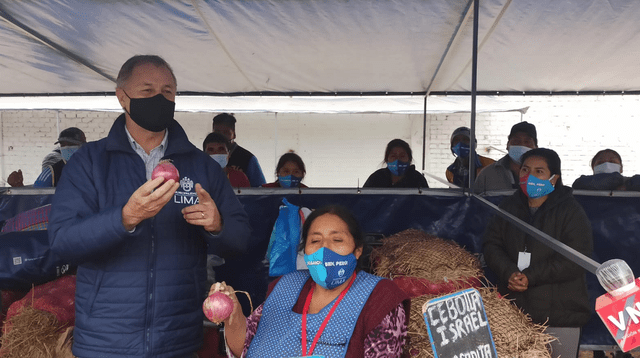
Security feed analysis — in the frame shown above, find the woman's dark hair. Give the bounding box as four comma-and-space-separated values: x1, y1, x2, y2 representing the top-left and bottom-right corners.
590, 149, 622, 169
299, 205, 364, 252
384, 139, 413, 162
202, 132, 230, 151
520, 148, 563, 186
276, 152, 306, 177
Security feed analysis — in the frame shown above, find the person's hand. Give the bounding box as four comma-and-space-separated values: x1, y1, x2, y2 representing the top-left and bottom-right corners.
208, 281, 244, 327
7, 169, 24, 187
121, 177, 180, 231
508, 272, 529, 292
182, 183, 222, 233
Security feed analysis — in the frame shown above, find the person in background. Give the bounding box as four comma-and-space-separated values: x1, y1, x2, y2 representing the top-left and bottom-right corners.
214, 204, 409, 357
474, 121, 538, 193
203, 132, 250, 188
212, 113, 266, 187
7, 127, 87, 187
363, 138, 428, 188
48, 55, 251, 358
572, 149, 627, 191
262, 152, 308, 188
483, 148, 592, 358
446, 126, 495, 188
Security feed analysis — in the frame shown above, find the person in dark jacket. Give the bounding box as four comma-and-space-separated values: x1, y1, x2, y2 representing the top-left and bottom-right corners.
446, 126, 495, 188
262, 152, 309, 188
48, 55, 251, 358
212, 113, 266, 187
363, 139, 428, 188
473, 121, 538, 194
483, 148, 593, 358
572, 148, 629, 191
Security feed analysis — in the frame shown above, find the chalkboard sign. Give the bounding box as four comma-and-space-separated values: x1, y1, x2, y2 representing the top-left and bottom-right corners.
422, 288, 498, 358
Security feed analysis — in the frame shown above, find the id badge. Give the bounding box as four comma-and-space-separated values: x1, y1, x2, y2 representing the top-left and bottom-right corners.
517, 251, 531, 271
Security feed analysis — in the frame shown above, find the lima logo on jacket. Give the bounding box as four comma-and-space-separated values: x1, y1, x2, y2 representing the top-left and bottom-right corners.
174, 176, 198, 205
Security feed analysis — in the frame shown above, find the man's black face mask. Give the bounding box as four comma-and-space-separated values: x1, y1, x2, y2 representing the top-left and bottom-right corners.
124, 92, 175, 132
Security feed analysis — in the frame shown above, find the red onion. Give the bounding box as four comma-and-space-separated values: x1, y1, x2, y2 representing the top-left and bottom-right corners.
203, 292, 234, 323
151, 159, 179, 183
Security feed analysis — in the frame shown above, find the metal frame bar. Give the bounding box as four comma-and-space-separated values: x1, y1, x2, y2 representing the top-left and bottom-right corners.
472, 194, 601, 274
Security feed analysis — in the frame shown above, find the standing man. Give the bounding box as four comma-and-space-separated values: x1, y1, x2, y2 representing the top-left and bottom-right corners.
48, 55, 251, 358
7, 127, 87, 187
212, 113, 266, 187
473, 121, 538, 193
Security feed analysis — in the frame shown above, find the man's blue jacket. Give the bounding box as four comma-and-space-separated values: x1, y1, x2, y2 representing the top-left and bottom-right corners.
48, 115, 251, 358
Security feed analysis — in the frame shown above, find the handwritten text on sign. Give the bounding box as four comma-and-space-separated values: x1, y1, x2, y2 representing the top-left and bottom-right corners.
422, 288, 498, 358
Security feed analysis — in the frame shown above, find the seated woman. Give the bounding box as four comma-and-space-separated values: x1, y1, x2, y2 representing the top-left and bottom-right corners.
212, 205, 409, 357
262, 152, 308, 188
363, 139, 428, 188
483, 148, 592, 358
572, 148, 627, 190
203, 132, 250, 188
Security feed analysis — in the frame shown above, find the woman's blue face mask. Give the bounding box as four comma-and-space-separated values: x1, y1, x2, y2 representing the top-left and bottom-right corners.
278, 175, 302, 188
520, 174, 556, 198
387, 160, 409, 176
304, 247, 358, 289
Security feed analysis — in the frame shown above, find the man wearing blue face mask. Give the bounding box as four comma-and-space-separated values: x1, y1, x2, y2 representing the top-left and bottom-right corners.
31, 127, 86, 187
446, 126, 495, 188
473, 121, 538, 194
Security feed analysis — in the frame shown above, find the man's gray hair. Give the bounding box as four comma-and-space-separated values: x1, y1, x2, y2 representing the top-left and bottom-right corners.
116, 55, 177, 89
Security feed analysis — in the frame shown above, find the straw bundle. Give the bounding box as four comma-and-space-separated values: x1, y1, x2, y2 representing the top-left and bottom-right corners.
371, 229, 553, 358
0, 306, 69, 358
372, 229, 482, 282
404, 288, 553, 358
479, 287, 554, 358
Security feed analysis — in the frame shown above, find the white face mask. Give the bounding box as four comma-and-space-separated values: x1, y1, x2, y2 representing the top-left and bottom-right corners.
508, 145, 531, 164
593, 162, 621, 175
210, 154, 228, 169
60, 146, 81, 162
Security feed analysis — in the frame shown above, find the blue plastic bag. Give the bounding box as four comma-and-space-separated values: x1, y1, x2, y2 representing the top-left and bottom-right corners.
267, 198, 303, 277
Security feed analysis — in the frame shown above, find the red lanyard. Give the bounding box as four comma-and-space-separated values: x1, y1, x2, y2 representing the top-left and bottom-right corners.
301, 272, 357, 356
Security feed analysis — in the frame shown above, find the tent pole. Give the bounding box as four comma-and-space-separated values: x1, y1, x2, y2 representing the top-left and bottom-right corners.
422, 96, 427, 171
468, 0, 479, 188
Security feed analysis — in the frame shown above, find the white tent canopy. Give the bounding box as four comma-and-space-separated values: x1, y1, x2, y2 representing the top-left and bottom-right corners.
0, 95, 529, 114
2, 0, 640, 98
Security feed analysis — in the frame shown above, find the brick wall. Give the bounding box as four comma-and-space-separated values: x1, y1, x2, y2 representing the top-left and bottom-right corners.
1, 95, 637, 188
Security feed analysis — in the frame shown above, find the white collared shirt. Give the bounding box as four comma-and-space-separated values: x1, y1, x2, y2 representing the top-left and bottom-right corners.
124, 126, 169, 180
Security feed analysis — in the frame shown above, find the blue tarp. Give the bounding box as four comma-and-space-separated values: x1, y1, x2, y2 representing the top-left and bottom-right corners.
1, 189, 638, 347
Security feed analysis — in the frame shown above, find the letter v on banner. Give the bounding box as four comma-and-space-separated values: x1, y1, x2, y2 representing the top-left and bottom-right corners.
596, 278, 640, 352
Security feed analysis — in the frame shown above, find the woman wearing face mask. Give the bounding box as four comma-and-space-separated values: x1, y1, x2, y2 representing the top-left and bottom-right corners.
262, 152, 308, 188
483, 148, 593, 358
572, 149, 627, 191
203, 132, 250, 188
363, 139, 428, 188
211, 205, 409, 358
